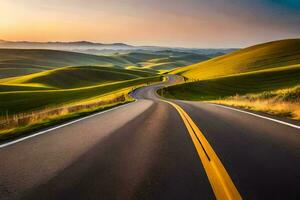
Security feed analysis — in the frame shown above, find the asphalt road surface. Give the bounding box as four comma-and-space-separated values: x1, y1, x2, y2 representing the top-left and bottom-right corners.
0, 75, 299, 200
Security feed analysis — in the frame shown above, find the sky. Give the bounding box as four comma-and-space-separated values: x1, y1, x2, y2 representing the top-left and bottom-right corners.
0, 0, 300, 48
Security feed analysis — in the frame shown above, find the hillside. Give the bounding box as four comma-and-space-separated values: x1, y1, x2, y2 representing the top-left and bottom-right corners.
0, 66, 155, 90
0, 49, 129, 78
0, 49, 214, 78
172, 39, 300, 80
162, 39, 300, 102
118, 51, 210, 72
163, 64, 300, 100
0, 76, 162, 115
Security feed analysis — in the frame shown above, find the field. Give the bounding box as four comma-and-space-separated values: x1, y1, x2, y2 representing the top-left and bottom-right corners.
0, 49, 213, 78
0, 76, 162, 115
161, 39, 300, 119
163, 64, 300, 100
0, 66, 155, 90
0, 49, 128, 78
119, 51, 210, 72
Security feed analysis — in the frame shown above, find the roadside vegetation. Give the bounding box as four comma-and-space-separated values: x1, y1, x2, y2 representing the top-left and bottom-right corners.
0, 89, 133, 141
0, 73, 162, 115
213, 85, 300, 119
161, 39, 300, 120
0, 76, 162, 141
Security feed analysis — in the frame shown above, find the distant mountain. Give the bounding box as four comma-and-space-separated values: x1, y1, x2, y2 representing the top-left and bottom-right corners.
0, 39, 238, 56
0, 39, 133, 50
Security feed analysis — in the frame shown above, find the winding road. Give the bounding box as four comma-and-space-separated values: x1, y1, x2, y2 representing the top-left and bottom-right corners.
0, 75, 299, 200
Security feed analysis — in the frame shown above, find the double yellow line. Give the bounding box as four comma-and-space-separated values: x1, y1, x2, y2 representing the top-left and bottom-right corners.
162, 100, 242, 200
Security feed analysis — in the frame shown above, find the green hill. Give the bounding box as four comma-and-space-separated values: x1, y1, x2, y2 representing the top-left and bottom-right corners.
163, 64, 300, 100
118, 51, 210, 72
162, 39, 300, 102
0, 76, 162, 115
0, 66, 155, 90
0, 49, 133, 78
117, 52, 166, 64
172, 39, 300, 80
0, 49, 213, 78
0, 49, 164, 115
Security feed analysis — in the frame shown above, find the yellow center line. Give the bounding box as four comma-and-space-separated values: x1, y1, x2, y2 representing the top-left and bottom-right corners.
161, 99, 242, 200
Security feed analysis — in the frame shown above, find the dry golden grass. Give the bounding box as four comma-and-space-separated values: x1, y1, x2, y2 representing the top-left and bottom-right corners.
213, 87, 300, 120
0, 89, 133, 137
214, 98, 300, 120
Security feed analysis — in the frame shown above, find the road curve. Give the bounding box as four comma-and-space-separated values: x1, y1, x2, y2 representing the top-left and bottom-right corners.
0, 75, 299, 200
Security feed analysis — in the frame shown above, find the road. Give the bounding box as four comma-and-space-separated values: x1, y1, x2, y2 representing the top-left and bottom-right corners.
0, 75, 299, 200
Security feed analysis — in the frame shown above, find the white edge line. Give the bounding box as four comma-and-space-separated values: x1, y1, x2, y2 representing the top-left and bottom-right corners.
0, 100, 138, 149
211, 103, 300, 130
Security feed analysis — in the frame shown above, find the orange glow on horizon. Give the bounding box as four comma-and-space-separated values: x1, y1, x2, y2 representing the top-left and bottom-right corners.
0, 0, 299, 48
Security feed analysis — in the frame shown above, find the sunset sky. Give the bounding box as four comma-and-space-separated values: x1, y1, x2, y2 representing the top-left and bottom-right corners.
1, 0, 300, 48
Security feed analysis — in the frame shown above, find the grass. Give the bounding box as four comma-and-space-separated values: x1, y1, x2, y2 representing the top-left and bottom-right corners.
0, 49, 212, 78
161, 65, 300, 100
116, 51, 211, 72
0, 76, 162, 115
0, 75, 163, 141
0, 66, 155, 90
171, 39, 300, 80
0, 49, 129, 78
0, 90, 133, 141
213, 85, 300, 120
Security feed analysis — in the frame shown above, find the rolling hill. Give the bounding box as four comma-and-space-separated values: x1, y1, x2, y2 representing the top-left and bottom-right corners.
0, 49, 130, 78
162, 39, 300, 102
118, 51, 210, 72
172, 39, 300, 80
0, 66, 155, 90
0, 76, 162, 115
164, 64, 300, 100
0, 49, 214, 78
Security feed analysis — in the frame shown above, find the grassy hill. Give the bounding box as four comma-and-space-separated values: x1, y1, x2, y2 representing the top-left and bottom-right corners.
117, 51, 210, 72
0, 49, 130, 78
0, 49, 212, 78
161, 39, 300, 119
0, 66, 155, 90
0, 76, 162, 115
172, 39, 300, 80
163, 64, 300, 100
